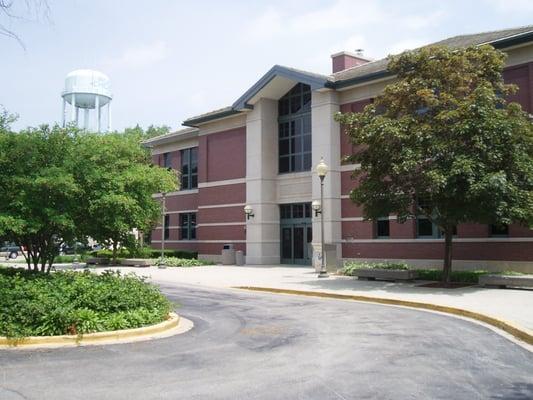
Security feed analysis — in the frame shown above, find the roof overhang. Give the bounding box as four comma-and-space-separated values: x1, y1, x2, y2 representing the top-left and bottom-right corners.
232, 65, 332, 110
142, 128, 199, 147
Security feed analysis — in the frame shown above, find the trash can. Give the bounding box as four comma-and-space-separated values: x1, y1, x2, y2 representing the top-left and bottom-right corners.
221, 243, 236, 265
235, 250, 244, 266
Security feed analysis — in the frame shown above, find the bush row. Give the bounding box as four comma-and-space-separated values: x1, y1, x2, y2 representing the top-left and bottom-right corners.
155, 257, 214, 267
342, 262, 497, 284
0, 268, 172, 338
90, 248, 198, 260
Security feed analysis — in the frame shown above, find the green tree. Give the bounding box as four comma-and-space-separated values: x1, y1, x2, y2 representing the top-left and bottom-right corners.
73, 131, 177, 261
335, 45, 533, 283
0, 121, 80, 272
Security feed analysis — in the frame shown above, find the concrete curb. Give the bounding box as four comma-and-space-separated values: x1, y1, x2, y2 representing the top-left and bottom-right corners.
235, 286, 533, 346
0, 312, 182, 348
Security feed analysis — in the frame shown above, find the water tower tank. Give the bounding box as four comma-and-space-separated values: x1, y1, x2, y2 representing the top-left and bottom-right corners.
61, 69, 113, 132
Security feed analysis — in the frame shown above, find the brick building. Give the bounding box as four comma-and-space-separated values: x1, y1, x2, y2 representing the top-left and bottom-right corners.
144, 26, 533, 272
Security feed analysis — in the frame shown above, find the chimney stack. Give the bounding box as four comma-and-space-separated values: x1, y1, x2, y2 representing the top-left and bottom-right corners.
331, 50, 371, 73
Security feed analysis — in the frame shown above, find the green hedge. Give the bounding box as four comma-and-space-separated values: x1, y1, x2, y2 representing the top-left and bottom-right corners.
91, 248, 198, 260
155, 257, 214, 267
343, 261, 411, 276
414, 269, 489, 284
0, 268, 172, 338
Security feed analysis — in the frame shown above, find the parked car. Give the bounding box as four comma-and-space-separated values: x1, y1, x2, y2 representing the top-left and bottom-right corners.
0, 245, 21, 259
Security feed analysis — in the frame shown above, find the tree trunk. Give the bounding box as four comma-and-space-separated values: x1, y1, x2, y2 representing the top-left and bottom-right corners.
442, 228, 454, 284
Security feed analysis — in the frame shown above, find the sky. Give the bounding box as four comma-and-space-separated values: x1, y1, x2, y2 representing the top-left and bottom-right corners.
1, 0, 533, 132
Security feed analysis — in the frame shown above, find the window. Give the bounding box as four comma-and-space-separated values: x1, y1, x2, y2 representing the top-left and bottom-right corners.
376, 218, 390, 238
278, 83, 312, 173
163, 215, 170, 240
417, 217, 435, 237
163, 152, 172, 169
180, 213, 196, 240
490, 224, 509, 236
279, 203, 311, 220
180, 147, 198, 190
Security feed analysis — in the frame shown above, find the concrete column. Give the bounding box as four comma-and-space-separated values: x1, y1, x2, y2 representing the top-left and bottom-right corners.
245, 98, 280, 264
311, 90, 342, 267
95, 96, 100, 132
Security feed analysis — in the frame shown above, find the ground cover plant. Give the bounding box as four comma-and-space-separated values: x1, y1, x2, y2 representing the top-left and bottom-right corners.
341, 262, 524, 284
155, 257, 214, 267
343, 261, 411, 276
0, 267, 172, 338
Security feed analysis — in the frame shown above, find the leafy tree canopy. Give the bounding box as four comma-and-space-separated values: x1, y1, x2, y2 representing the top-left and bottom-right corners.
335, 45, 533, 282
0, 111, 177, 271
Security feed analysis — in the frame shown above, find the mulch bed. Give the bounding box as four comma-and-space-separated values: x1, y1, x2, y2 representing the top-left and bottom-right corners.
417, 282, 474, 289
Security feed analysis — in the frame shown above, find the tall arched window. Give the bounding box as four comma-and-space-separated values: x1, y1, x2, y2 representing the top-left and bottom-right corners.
278, 83, 312, 173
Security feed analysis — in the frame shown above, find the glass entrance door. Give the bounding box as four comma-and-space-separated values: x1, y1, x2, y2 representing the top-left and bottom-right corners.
280, 203, 312, 265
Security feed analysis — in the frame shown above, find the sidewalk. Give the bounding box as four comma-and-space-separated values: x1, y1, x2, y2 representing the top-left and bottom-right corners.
114, 265, 533, 337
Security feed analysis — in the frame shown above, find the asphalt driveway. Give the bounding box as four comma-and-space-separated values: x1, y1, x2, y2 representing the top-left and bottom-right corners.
1, 284, 532, 400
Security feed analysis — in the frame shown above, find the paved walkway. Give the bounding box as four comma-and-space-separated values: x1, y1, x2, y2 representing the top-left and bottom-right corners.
112, 265, 533, 336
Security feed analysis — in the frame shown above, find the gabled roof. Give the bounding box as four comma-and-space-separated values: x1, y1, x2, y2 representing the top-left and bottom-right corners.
332, 25, 533, 88
232, 65, 332, 110
183, 65, 332, 127
183, 25, 533, 126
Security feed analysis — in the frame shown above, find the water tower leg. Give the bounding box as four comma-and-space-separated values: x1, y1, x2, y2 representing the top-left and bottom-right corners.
75, 107, 79, 126
62, 98, 66, 127
84, 109, 89, 130
96, 96, 100, 132
71, 93, 76, 124
107, 102, 111, 132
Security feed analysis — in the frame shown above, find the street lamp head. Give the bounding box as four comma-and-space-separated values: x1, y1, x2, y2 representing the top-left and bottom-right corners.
311, 200, 322, 216
316, 157, 328, 178
244, 205, 254, 219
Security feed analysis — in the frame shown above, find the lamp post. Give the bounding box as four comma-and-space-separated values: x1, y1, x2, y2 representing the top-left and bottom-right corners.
315, 157, 328, 278
161, 192, 167, 260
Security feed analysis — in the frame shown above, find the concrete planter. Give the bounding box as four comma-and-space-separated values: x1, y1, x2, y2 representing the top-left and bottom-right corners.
119, 259, 154, 267
86, 257, 110, 265
479, 274, 533, 289
353, 268, 418, 281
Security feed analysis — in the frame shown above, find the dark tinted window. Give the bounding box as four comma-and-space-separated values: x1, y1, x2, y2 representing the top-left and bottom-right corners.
180, 147, 198, 190
278, 83, 312, 173
376, 219, 390, 238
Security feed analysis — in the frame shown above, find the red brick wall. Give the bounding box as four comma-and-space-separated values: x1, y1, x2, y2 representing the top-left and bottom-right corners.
150, 124, 247, 256
198, 126, 246, 183
503, 62, 533, 112
198, 183, 246, 207
342, 241, 533, 262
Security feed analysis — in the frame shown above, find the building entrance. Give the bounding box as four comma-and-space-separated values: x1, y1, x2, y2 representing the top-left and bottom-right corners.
280, 203, 312, 265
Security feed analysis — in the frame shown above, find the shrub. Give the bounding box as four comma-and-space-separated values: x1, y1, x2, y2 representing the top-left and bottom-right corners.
343, 261, 410, 276
90, 247, 198, 260
155, 257, 214, 267
0, 268, 172, 338
415, 269, 489, 284
53, 254, 89, 263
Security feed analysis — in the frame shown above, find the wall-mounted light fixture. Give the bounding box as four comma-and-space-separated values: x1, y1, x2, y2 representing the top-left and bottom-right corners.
311, 200, 322, 217
244, 205, 255, 220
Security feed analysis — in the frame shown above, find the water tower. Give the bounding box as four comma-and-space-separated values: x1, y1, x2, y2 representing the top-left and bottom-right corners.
61, 69, 112, 132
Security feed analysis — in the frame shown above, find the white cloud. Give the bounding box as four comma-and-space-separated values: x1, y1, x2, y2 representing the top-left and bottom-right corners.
101, 40, 169, 71
329, 34, 367, 55
245, 0, 383, 41
387, 39, 426, 56
484, 0, 533, 12
401, 10, 446, 30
